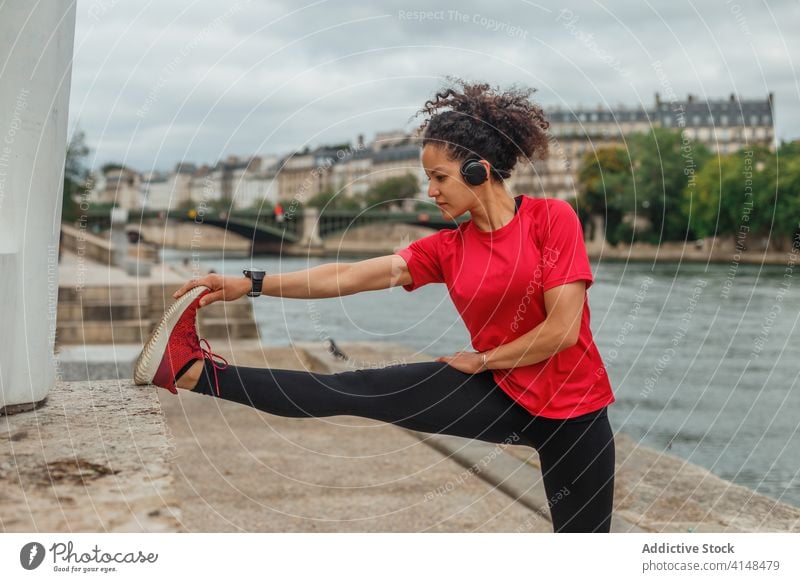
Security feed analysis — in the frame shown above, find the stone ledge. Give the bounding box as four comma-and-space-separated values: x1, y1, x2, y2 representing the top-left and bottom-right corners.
0, 379, 182, 532
11, 340, 798, 533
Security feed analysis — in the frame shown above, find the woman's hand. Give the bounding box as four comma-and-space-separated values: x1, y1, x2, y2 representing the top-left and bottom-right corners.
436, 351, 487, 375
173, 273, 252, 307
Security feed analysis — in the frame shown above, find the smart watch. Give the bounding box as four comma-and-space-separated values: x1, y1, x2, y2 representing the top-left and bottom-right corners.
242, 268, 267, 297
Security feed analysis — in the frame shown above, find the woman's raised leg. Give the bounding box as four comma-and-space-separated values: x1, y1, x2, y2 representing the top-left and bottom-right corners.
192, 359, 537, 446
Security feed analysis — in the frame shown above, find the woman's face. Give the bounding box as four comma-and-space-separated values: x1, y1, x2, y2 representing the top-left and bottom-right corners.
421, 144, 481, 220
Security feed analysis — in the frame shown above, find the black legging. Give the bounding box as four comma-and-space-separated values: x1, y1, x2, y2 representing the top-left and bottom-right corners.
192, 359, 615, 533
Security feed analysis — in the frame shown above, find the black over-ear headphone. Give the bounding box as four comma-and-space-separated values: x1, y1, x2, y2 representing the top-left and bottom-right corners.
460, 158, 488, 186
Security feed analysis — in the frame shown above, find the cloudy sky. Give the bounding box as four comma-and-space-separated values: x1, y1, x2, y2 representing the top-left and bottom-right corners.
69, 0, 799, 172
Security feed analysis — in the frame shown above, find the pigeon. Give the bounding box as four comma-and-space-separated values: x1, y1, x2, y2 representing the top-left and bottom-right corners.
327, 338, 348, 361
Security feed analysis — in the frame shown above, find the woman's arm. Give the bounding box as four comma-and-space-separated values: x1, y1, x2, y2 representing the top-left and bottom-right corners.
263, 254, 412, 298
437, 281, 585, 373
482, 280, 585, 369
173, 254, 413, 305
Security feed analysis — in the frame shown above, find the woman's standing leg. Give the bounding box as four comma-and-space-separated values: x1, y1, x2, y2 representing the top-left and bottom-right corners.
192, 359, 538, 446
529, 407, 616, 533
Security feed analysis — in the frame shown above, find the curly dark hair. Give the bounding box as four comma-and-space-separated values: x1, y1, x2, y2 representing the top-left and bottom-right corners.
414, 78, 550, 181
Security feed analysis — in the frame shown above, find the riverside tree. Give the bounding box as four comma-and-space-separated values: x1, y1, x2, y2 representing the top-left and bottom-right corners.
63, 129, 91, 223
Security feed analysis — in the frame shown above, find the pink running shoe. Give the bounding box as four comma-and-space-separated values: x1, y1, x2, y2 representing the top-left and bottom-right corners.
133, 285, 228, 395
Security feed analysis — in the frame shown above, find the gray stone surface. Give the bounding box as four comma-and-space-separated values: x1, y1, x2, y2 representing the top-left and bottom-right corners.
55, 344, 142, 382
0, 379, 181, 532
609, 432, 800, 532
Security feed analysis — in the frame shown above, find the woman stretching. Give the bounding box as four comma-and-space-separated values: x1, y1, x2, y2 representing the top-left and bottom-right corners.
133, 80, 616, 533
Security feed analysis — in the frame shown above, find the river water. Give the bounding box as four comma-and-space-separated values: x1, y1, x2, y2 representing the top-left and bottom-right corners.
164, 250, 800, 508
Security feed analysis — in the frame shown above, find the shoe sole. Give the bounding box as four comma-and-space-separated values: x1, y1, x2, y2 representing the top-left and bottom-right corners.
133, 285, 210, 385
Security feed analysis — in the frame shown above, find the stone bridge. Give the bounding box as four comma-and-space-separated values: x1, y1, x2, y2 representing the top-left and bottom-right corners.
82, 207, 463, 254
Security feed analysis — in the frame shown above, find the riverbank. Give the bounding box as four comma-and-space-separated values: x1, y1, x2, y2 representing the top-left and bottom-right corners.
151, 226, 797, 266
343, 234, 797, 265
584, 236, 797, 266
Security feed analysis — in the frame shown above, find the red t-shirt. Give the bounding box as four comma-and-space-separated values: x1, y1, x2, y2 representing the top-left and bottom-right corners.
395, 195, 614, 419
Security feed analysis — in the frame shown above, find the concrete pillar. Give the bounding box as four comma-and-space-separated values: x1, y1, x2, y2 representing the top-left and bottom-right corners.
110, 207, 129, 267
300, 207, 323, 247
0, 2, 77, 412
591, 214, 606, 245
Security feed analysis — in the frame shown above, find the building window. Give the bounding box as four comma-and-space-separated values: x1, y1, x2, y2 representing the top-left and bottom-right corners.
750, 115, 758, 126
721, 114, 728, 125
693, 115, 701, 125
762, 114, 771, 125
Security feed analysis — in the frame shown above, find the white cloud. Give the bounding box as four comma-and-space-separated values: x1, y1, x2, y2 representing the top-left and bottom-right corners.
69, 0, 799, 171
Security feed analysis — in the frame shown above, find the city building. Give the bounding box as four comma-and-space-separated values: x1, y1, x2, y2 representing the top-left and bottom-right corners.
140, 163, 193, 210
229, 155, 279, 210
91, 165, 141, 209
88, 93, 775, 211
655, 93, 774, 154
513, 92, 775, 200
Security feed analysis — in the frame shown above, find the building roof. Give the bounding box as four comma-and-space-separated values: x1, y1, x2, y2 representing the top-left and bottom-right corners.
371, 144, 421, 163
548, 108, 651, 124
547, 93, 773, 128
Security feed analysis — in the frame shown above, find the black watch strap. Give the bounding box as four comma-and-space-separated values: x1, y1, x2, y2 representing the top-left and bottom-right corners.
243, 269, 266, 297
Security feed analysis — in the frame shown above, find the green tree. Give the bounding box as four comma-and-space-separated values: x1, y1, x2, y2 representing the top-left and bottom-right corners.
247, 197, 275, 213
177, 197, 195, 211
364, 173, 419, 210
208, 195, 234, 213
776, 139, 800, 158
628, 128, 711, 243
767, 143, 800, 250
307, 189, 336, 210
576, 145, 632, 245
332, 194, 363, 211
577, 129, 712, 244
63, 129, 91, 223
686, 154, 737, 240
687, 145, 774, 244
100, 162, 126, 173
307, 189, 363, 211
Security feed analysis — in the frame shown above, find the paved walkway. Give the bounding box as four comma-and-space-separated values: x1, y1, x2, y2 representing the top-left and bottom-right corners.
0, 379, 180, 532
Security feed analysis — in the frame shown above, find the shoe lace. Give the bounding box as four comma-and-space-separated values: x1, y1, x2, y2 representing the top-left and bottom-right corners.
199, 337, 228, 397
